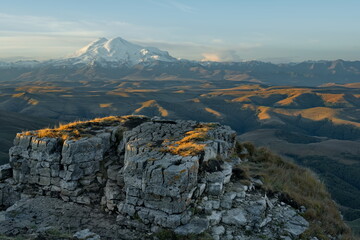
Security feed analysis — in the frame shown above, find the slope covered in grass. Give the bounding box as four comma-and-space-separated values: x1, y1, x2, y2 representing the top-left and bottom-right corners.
235, 142, 353, 240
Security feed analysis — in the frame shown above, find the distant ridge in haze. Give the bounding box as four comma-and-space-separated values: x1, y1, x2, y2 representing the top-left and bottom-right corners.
0, 37, 360, 86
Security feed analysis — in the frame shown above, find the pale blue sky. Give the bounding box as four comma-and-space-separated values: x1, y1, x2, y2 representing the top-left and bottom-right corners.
1, 0, 359, 62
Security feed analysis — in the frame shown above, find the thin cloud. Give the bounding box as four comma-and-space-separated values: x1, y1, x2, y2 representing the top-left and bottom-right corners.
168, 0, 194, 13
147, 0, 194, 13
0, 13, 168, 58
201, 53, 221, 62
211, 39, 224, 44
0, 13, 262, 61
201, 50, 243, 62
0, 12, 172, 39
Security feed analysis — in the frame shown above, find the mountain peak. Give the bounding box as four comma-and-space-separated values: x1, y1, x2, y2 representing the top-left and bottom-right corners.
71, 37, 176, 66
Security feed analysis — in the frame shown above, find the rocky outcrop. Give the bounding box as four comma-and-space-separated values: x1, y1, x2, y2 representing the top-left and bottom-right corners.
120, 120, 236, 229
0, 116, 311, 239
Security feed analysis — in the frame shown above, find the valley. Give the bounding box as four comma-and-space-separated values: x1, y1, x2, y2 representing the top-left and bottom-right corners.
0, 36, 359, 237
0, 79, 359, 226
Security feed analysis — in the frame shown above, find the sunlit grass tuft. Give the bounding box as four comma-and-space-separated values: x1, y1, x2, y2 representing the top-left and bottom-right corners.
164, 123, 216, 156
21, 115, 141, 141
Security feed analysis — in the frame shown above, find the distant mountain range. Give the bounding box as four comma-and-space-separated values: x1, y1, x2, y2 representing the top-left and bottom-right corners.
0, 37, 360, 233
0, 37, 360, 86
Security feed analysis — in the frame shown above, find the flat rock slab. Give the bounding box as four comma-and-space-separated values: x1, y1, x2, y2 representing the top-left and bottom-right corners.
174, 217, 209, 235
0, 196, 143, 240
221, 208, 247, 226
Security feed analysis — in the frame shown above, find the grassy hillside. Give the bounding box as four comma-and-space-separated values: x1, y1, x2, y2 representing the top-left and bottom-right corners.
347, 219, 360, 237
0, 80, 359, 230
235, 142, 353, 239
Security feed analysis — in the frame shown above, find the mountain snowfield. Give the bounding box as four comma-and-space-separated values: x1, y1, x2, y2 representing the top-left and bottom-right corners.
69, 37, 177, 66
0, 37, 177, 68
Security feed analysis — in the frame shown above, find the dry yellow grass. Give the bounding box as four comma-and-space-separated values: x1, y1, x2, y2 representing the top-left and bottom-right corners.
241, 104, 257, 111
99, 103, 113, 108
191, 98, 201, 103
275, 93, 303, 106
319, 93, 348, 104
15, 86, 71, 93
12, 92, 40, 105
204, 107, 222, 118
274, 107, 360, 127
124, 89, 158, 93
106, 91, 130, 97
322, 83, 360, 89
22, 116, 137, 141
134, 100, 169, 117
167, 142, 206, 157
231, 96, 252, 103
173, 90, 185, 93
205, 87, 314, 104
256, 106, 272, 120
164, 123, 216, 156
12, 92, 25, 98
28, 99, 39, 105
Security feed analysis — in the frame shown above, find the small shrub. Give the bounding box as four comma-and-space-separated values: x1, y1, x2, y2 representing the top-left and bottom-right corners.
232, 164, 250, 180
243, 142, 255, 156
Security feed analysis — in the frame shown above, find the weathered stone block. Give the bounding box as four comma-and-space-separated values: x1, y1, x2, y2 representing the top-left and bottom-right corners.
174, 217, 209, 235
60, 180, 78, 191
222, 208, 247, 226
38, 167, 51, 177
38, 176, 51, 186
207, 182, 223, 196
0, 164, 12, 181
61, 137, 104, 165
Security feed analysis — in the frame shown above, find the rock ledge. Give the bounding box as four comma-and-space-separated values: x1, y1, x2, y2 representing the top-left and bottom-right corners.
0, 116, 309, 239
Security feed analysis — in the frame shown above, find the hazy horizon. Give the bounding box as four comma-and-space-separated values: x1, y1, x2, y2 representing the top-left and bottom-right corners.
1, 0, 360, 63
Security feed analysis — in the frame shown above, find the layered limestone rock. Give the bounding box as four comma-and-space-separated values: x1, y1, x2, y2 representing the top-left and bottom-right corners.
8, 116, 149, 206
0, 116, 311, 239
120, 120, 236, 228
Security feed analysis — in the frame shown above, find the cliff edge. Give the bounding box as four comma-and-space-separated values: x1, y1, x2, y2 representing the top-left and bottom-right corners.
0, 116, 351, 239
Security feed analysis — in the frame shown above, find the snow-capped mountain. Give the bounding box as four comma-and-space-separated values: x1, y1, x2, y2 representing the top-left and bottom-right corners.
66, 37, 177, 66
0, 37, 359, 86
